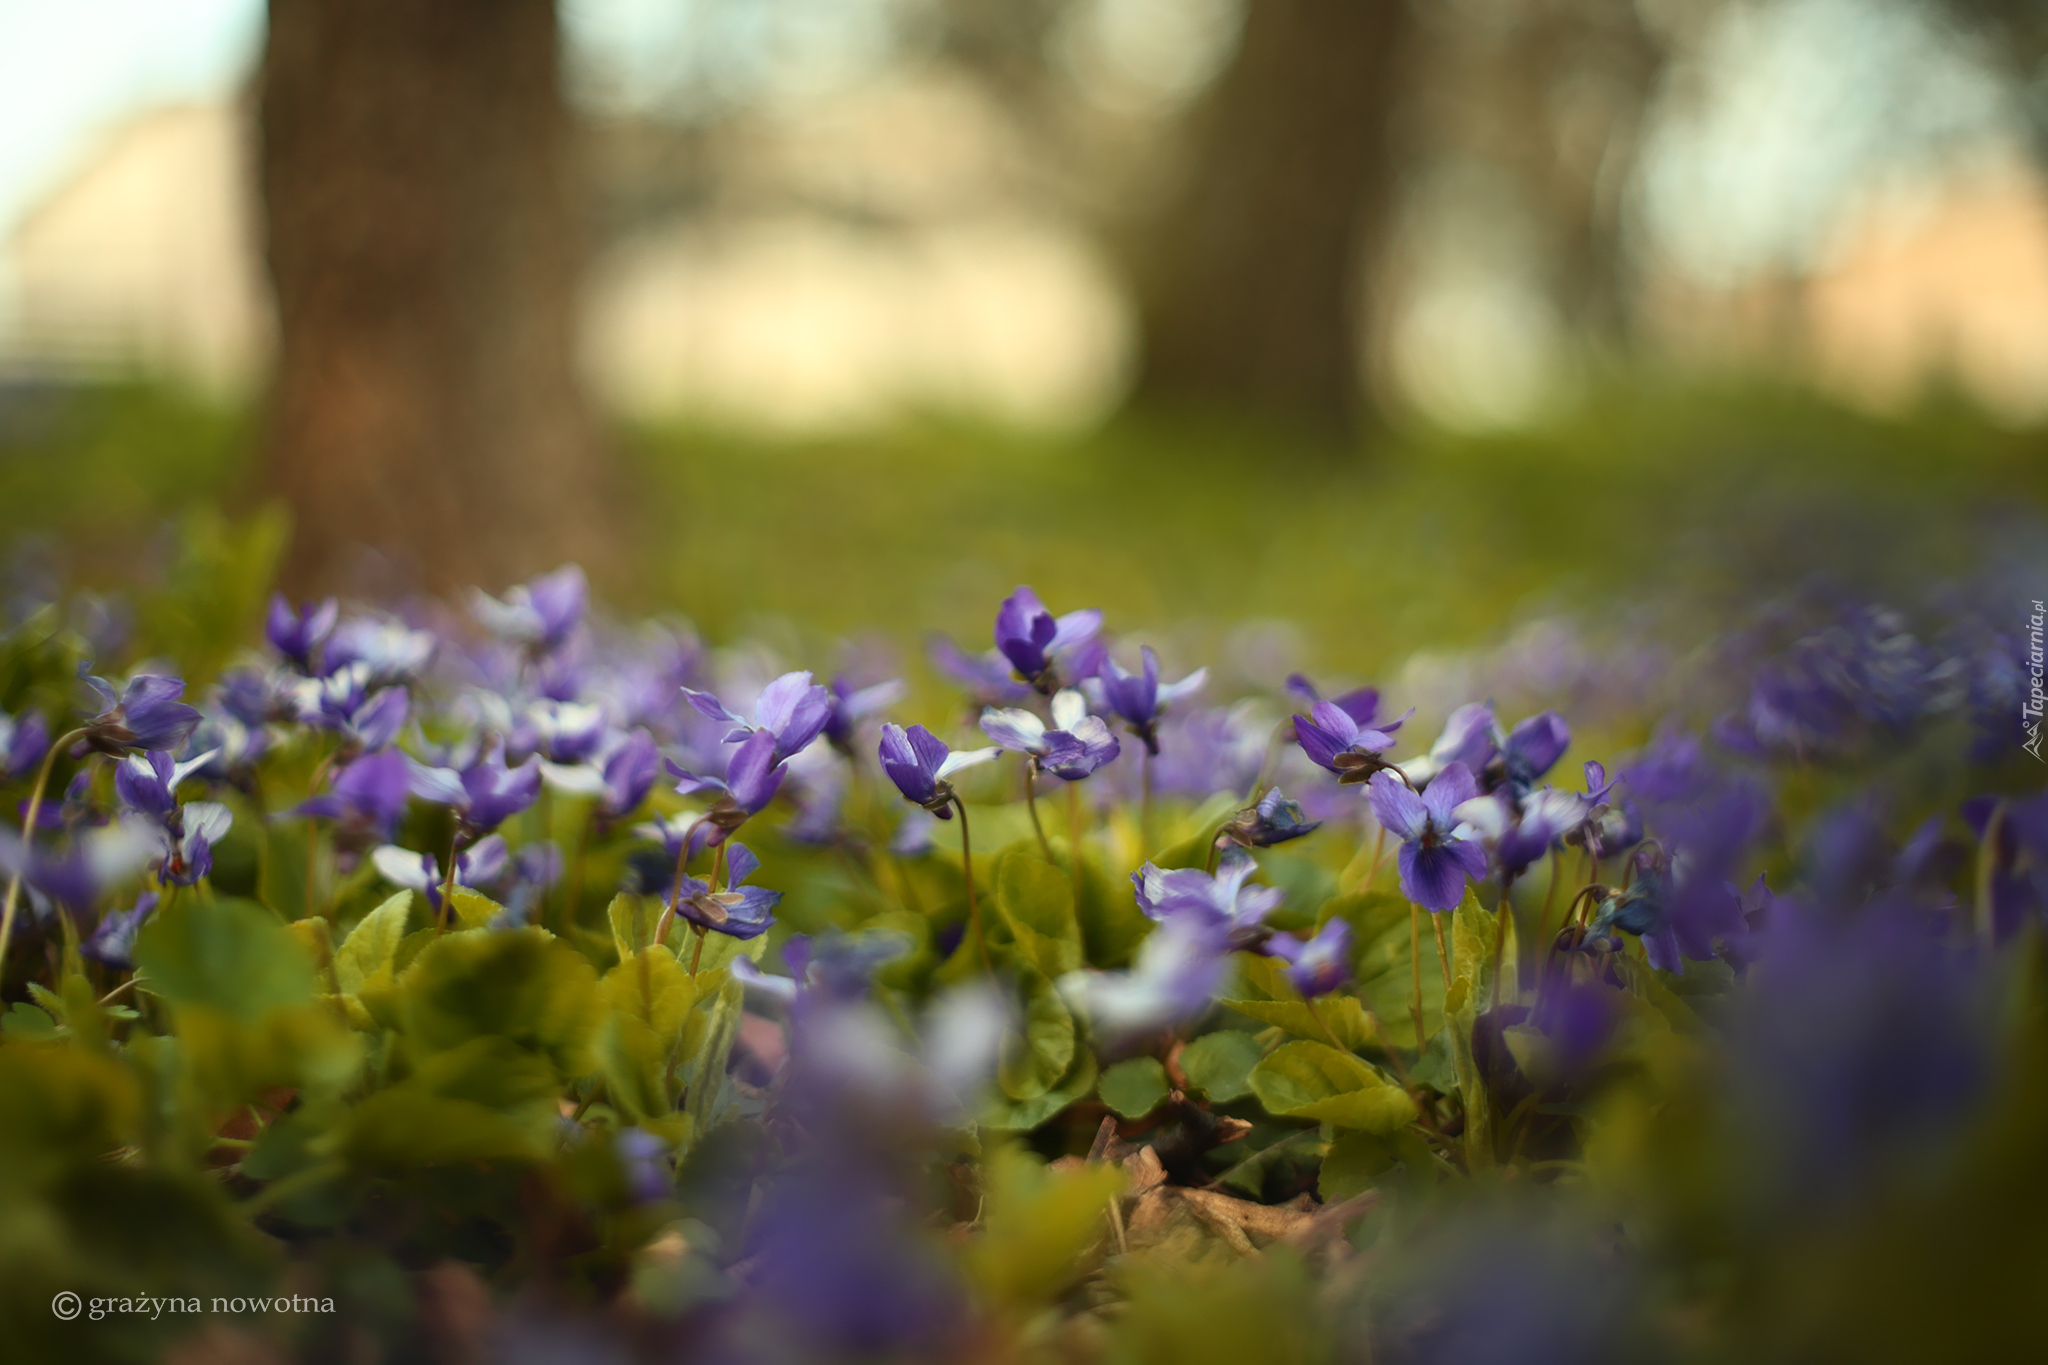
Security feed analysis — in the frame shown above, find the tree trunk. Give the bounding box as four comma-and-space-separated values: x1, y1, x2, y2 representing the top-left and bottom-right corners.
259, 0, 617, 598
1128, 0, 1416, 441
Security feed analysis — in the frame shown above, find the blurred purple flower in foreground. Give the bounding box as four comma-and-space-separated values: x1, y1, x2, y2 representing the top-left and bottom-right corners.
1266, 917, 1352, 998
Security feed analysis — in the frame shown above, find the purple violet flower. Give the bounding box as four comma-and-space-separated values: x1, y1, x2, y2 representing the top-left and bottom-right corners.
0, 711, 50, 780
1367, 762, 1489, 912
1091, 646, 1206, 756
672, 841, 781, 940
822, 675, 907, 752
1498, 710, 1571, 797
1130, 846, 1283, 947
993, 585, 1101, 693
667, 728, 789, 841
1285, 673, 1386, 724
294, 748, 414, 837
682, 670, 833, 763
151, 802, 232, 886
371, 834, 510, 912
877, 723, 999, 817
265, 593, 338, 673
471, 564, 588, 654
321, 615, 436, 684
1399, 703, 1497, 789
926, 635, 1034, 707
1590, 854, 1680, 971
80, 674, 203, 756
113, 749, 217, 823
1265, 917, 1352, 998
1059, 912, 1230, 1039
1218, 787, 1322, 849
978, 688, 1120, 780
410, 742, 543, 835
82, 890, 158, 970
0, 824, 154, 917
595, 729, 660, 821
299, 664, 409, 753
528, 699, 607, 765
1294, 698, 1408, 784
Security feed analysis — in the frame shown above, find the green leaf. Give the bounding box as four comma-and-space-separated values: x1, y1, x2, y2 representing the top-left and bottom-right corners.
1352, 901, 1448, 1048
1149, 793, 1240, 870
608, 892, 662, 963
0, 1046, 140, 1185
1098, 1056, 1169, 1118
399, 927, 601, 1079
333, 891, 412, 996
339, 1089, 548, 1170
1446, 889, 1507, 1169
601, 948, 698, 1042
1072, 845, 1150, 968
1318, 1129, 1398, 1203
999, 969, 1077, 1102
0, 1001, 59, 1041
1220, 953, 1378, 1050
447, 887, 505, 931
134, 896, 316, 1019
996, 853, 1083, 978
1249, 1040, 1417, 1133
1317, 890, 1410, 945
1180, 1029, 1263, 1102
984, 1050, 1099, 1132
682, 972, 746, 1144
596, 948, 699, 1124
1452, 888, 1515, 1011
966, 1144, 1124, 1314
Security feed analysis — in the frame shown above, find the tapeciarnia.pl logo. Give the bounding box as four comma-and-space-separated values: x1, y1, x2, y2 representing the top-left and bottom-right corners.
2026, 599, 2045, 762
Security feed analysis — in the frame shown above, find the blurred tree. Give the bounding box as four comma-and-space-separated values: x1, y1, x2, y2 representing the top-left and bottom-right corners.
1941, 0, 2048, 165
1416, 0, 1665, 345
1126, 0, 1417, 441
259, 0, 618, 596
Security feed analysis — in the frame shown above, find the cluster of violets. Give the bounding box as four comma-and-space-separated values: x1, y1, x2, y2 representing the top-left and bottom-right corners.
0, 555, 2041, 1358
0, 571, 2035, 1024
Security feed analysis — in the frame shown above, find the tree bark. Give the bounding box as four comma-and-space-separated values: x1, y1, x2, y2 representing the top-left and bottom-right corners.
1128, 0, 1416, 441
259, 0, 617, 597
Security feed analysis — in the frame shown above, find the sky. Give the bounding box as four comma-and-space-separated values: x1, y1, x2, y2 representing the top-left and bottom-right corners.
0, 0, 263, 237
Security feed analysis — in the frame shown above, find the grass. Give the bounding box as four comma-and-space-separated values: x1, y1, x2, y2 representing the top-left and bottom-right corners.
1, 376, 2041, 694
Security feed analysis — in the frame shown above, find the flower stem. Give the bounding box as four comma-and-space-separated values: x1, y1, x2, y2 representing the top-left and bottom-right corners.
1975, 799, 2007, 943
1489, 895, 1510, 1011
433, 829, 464, 935
653, 816, 706, 951
1432, 912, 1453, 1002
1024, 761, 1053, 861
1409, 904, 1426, 1046
1533, 849, 1562, 954
953, 795, 992, 975
689, 925, 707, 975
565, 807, 589, 937
1140, 747, 1155, 854
0, 727, 83, 979
1066, 780, 1085, 912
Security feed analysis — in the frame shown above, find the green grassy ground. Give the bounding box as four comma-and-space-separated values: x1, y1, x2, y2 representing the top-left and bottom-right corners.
2, 378, 2040, 688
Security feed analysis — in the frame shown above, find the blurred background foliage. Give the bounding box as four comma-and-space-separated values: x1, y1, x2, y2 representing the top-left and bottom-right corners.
0, 0, 2043, 625
1, 375, 2038, 693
